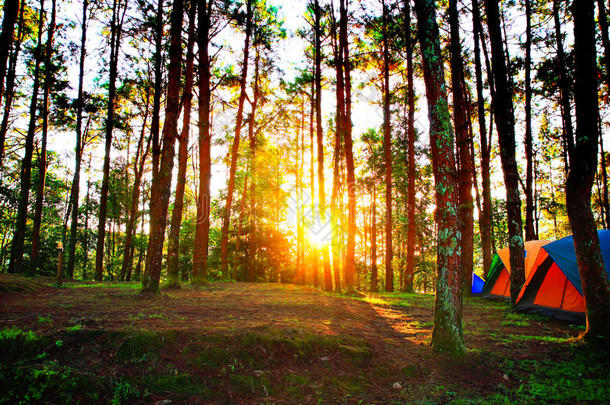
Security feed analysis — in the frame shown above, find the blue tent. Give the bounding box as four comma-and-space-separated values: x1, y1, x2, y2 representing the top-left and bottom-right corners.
515, 230, 610, 321
471, 273, 485, 295
542, 230, 610, 295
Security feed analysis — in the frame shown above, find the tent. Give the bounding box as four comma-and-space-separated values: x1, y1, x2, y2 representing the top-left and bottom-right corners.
471, 273, 485, 295
515, 230, 610, 322
481, 240, 551, 299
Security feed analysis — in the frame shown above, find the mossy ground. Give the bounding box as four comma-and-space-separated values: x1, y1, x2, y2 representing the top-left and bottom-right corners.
0, 277, 608, 404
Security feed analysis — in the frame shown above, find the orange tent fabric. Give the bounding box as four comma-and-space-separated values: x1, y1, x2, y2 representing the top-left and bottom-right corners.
482, 240, 551, 299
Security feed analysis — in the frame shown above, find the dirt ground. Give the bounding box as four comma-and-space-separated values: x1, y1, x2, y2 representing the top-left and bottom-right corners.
0, 279, 599, 404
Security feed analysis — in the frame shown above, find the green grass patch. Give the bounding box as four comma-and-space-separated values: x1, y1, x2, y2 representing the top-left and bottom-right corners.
38, 315, 52, 324
0, 326, 38, 342
145, 373, 210, 397
487, 345, 610, 404
500, 320, 530, 327
64, 282, 141, 289
507, 334, 572, 344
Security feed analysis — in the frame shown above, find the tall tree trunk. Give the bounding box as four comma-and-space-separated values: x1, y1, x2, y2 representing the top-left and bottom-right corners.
340, 0, 356, 289
246, 49, 260, 282
150, 0, 163, 178
296, 98, 306, 284
8, 0, 45, 275
95, 0, 127, 281
448, 0, 474, 296
371, 183, 377, 291
598, 0, 610, 102
484, 0, 526, 306
596, 0, 610, 228
313, 0, 332, 291
404, 0, 416, 293
471, 0, 493, 278
119, 91, 151, 281
192, 0, 213, 282
141, 0, 184, 293
30, 0, 57, 275
166, 0, 196, 287
133, 194, 147, 281
331, 81, 342, 291
0, 0, 24, 167
0, 0, 19, 103
414, 0, 465, 354
381, 0, 393, 292
67, 0, 89, 279
82, 157, 92, 279
600, 130, 610, 229
310, 72, 318, 287
330, 4, 343, 291
553, 0, 575, 169
566, 0, 610, 343
220, 0, 252, 278
524, 0, 537, 241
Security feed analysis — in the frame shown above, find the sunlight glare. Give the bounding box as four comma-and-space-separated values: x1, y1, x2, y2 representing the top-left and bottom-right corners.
307, 219, 333, 248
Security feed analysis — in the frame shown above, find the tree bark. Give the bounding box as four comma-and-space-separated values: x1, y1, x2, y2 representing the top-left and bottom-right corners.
142, 0, 184, 293
330, 3, 344, 291
0, 0, 24, 167
95, 0, 127, 281
150, 0, 164, 178
553, 0, 575, 169
484, 0, 525, 307
414, 0, 465, 354
192, 0, 213, 283
246, 49, 260, 282
166, 0, 196, 287
404, 0, 416, 293
297, 98, 306, 284
0, 0, 19, 103
30, 0, 56, 275
309, 64, 318, 287
471, 0, 493, 278
566, 0, 610, 343
596, 0, 610, 228
371, 183, 378, 291
67, 0, 89, 279
448, 0, 474, 296
119, 91, 151, 281
600, 130, 610, 229
330, 4, 342, 291
340, 0, 356, 289
8, 0, 45, 275
313, 0, 332, 291
523, 0, 537, 241
81, 156, 92, 279
220, 0, 252, 278
381, 0, 393, 292
598, 0, 610, 101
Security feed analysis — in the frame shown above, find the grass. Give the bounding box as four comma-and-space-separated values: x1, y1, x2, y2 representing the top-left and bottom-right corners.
1, 281, 606, 404
64, 282, 141, 289
488, 343, 610, 404
507, 334, 573, 344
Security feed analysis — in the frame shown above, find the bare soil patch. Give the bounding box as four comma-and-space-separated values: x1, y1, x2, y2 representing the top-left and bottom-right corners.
0, 280, 605, 404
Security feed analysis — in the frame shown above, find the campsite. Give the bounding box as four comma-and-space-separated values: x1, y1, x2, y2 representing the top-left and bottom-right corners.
2, 0, 610, 402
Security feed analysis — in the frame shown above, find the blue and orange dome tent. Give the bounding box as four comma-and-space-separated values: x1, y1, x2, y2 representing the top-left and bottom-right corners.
481, 240, 551, 300
515, 230, 610, 322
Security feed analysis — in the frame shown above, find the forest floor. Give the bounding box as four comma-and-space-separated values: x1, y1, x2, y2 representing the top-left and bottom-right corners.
0, 275, 608, 404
